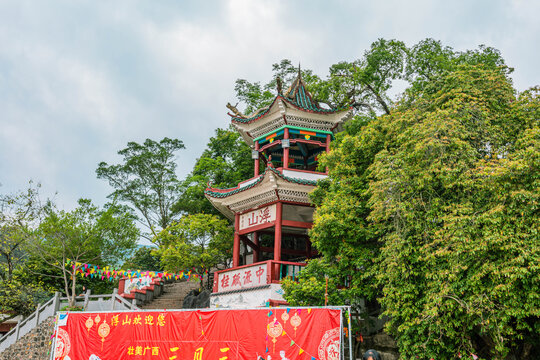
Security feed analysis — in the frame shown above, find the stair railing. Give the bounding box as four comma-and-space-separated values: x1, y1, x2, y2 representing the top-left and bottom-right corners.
0, 289, 138, 353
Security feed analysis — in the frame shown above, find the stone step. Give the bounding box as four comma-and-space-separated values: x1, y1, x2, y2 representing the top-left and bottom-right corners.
141, 280, 205, 310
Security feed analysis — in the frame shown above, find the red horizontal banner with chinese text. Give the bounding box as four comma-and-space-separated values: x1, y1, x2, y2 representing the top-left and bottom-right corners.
54, 308, 342, 360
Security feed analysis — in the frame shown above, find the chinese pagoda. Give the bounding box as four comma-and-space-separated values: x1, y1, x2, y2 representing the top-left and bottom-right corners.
206, 70, 352, 307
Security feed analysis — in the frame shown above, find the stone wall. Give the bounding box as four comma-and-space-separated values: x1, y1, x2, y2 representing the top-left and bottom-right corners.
0, 316, 55, 360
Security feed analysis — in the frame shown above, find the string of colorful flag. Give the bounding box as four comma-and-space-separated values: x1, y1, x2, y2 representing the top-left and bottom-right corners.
65, 259, 205, 282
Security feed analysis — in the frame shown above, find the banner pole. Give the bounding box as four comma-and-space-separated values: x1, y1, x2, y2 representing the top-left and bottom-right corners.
348, 306, 353, 360
340, 307, 345, 360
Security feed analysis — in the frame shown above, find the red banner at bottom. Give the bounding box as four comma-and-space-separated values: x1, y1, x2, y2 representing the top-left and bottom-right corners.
54, 308, 342, 360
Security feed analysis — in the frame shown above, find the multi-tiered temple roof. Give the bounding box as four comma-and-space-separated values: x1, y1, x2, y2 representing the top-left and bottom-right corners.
207, 71, 352, 308
206, 72, 352, 219
205, 166, 320, 220
227, 72, 353, 145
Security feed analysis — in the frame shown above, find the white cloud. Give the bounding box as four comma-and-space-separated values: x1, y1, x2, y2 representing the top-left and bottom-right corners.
0, 0, 538, 211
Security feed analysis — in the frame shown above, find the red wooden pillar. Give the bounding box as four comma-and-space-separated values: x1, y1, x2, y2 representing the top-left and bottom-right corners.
283, 128, 290, 169
254, 141, 260, 176
274, 202, 283, 281
326, 134, 331, 153
274, 202, 283, 261
253, 232, 259, 263
233, 213, 240, 267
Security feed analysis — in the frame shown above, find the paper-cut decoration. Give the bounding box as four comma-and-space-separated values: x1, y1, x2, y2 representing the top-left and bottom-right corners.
317, 327, 340, 360
281, 311, 289, 324
267, 317, 283, 353
290, 313, 302, 336
54, 328, 71, 360
97, 321, 110, 349
85, 317, 94, 333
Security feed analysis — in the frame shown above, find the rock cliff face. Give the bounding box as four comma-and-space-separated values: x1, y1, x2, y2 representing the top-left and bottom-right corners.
0, 316, 55, 360
358, 333, 399, 360
182, 289, 210, 309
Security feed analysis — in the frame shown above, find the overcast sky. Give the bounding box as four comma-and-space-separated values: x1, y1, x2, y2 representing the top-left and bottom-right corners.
1, 0, 538, 211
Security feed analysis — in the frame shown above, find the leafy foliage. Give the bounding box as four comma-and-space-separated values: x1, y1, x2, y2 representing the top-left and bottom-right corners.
16, 253, 116, 298
281, 258, 349, 306
366, 66, 539, 359
122, 246, 163, 272
156, 214, 233, 287
174, 127, 253, 217
0, 182, 49, 281
233, 39, 508, 120
27, 199, 139, 306
234, 59, 321, 115
0, 276, 51, 317
277, 39, 537, 358
96, 138, 185, 240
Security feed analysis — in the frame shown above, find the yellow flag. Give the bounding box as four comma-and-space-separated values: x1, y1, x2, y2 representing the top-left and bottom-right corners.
299, 349, 304, 355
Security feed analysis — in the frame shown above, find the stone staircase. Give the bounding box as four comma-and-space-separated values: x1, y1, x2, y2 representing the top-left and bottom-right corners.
141, 280, 202, 310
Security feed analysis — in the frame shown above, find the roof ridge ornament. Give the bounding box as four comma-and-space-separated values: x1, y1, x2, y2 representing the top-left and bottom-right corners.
226, 102, 246, 119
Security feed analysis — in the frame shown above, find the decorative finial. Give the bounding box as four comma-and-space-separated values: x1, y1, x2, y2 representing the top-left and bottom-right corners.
298, 63, 301, 77
226, 102, 246, 119
276, 76, 282, 94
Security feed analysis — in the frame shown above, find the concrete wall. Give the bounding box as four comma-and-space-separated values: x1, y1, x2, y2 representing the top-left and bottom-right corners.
0, 316, 55, 360
210, 284, 285, 308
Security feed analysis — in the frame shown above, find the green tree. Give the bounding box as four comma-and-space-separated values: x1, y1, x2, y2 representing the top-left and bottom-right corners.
156, 214, 233, 288
276, 40, 535, 358
96, 138, 185, 240
174, 127, 253, 217
234, 59, 322, 116
0, 183, 54, 318
0, 276, 51, 318
27, 199, 139, 306
122, 246, 163, 272
404, 38, 510, 102
369, 67, 539, 359
233, 40, 407, 117
14, 252, 117, 300
233, 39, 508, 119
317, 39, 407, 115
0, 182, 48, 281
281, 258, 349, 307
